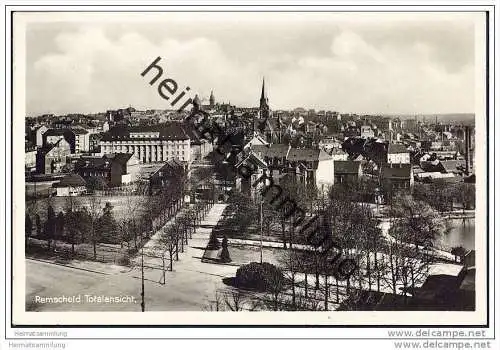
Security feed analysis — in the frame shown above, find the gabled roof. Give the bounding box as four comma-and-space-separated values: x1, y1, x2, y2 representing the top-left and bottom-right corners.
381, 164, 412, 179
287, 148, 331, 162
105, 153, 134, 166
71, 127, 89, 135
388, 143, 409, 154
244, 133, 269, 148
55, 173, 87, 187
44, 129, 73, 137
236, 151, 268, 169
151, 159, 187, 177
334, 160, 361, 174
76, 156, 113, 170
76, 153, 133, 170
253, 144, 290, 159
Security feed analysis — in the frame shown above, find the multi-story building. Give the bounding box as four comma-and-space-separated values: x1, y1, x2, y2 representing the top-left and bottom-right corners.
75, 153, 140, 187
35, 125, 49, 147
387, 143, 410, 164
333, 160, 363, 184
360, 125, 375, 138
25, 148, 37, 173
318, 136, 340, 151
252, 144, 334, 190
148, 159, 189, 193
99, 123, 192, 164
36, 138, 71, 174
43, 128, 90, 153
73, 128, 90, 153
330, 147, 349, 161
381, 163, 414, 189
392, 117, 403, 130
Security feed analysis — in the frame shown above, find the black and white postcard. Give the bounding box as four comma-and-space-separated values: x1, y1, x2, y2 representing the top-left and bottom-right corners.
6, 6, 494, 335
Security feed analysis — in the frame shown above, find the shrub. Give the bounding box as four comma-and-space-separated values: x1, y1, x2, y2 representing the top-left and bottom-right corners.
117, 254, 131, 266
235, 262, 284, 292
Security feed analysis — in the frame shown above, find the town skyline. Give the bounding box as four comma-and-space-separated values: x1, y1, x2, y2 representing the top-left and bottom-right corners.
25, 12, 478, 117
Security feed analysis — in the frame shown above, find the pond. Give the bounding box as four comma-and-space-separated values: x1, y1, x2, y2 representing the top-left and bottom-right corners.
437, 218, 475, 251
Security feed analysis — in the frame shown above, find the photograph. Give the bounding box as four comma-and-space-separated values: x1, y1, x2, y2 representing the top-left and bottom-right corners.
9, 8, 490, 328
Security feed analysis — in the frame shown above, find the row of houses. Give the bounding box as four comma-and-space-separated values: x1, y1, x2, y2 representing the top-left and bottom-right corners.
235, 136, 416, 199
28, 122, 214, 175
234, 132, 470, 200
53, 156, 186, 196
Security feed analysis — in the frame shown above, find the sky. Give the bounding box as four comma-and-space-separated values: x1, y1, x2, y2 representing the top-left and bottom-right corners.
24, 12, 480, 117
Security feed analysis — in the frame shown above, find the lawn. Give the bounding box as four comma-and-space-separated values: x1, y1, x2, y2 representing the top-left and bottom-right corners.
226, 244, 282, 266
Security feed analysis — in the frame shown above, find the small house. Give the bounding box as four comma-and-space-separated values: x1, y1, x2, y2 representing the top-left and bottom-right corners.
54, 173, 87, 196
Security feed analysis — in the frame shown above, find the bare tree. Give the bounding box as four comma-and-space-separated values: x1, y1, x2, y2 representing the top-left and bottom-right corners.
277, 249, 303, 309
84, 195, 103, 260
223, 290, 247, 311
203, 290, 224, 311
158, 220, 180, 274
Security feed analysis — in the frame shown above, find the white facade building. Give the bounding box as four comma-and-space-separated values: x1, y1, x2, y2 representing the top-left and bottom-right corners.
35, 125, 49, 147
99, 124, 192, 164
387, 143, 411, 164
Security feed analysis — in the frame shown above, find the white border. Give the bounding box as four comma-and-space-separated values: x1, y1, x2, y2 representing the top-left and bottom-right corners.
2, 1, 497, 341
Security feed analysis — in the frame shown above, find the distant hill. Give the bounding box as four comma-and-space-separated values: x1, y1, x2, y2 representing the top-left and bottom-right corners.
387, 113, 475, 124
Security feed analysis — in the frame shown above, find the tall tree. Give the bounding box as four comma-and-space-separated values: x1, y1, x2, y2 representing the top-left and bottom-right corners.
277, 249, 303, 309
454, 182, 475, 210
98, 202, 119, 244
35, 214, 41, 236
64, 210, 79, 255
25, 214, 32, 249
384, 194, 444, 300
85, 196, 103, 260
45, 205, 56, 250
54, 211, 65, 250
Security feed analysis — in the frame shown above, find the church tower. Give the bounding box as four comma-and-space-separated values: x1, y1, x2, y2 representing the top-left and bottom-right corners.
259, 78, 270, 120
209, 90, 215, 107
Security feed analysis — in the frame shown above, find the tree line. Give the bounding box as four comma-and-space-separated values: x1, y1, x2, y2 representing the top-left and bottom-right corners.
25, 177, 187, 261
216, 176, 458, 311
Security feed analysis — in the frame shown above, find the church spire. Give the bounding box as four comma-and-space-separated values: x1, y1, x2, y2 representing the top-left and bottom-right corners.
259, 77, 269, 111
260, 77, 267, 104
209, 90, 215, 107
258, 77, 271, 128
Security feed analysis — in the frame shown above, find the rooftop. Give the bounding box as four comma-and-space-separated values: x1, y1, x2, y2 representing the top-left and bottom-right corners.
101, 122, 190, 141
334, 160, 361, 174
252, 144, 289, 159
381, 164, 412, 179
54, 173, 87, 188
75, 153, 134, 170
287, 148, 331, 162
440, 160, 466, 173
388, 143, 409, 154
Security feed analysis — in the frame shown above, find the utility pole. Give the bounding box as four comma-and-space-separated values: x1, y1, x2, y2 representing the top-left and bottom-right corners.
141, 239, 145, 312
260, 197, 263, 264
